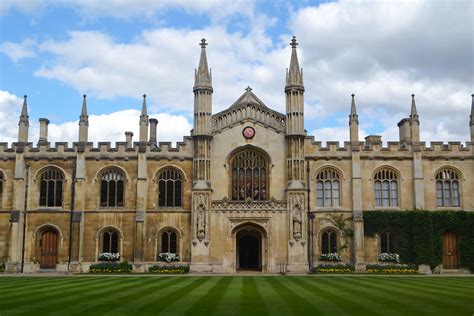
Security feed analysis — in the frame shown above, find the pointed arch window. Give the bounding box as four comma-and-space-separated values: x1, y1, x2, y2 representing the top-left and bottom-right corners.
374, 169, 399, 207
39, 168, 63, 207
231, 149, 268, 201
380, 232, 395, 253
321, 229, 338, 254
436, 169, 460, 207
102, 229, 119, 254
160, 229, 178, 254
158, 168, 183, 207
316, 168, 340, 207
100, 168, 125, 207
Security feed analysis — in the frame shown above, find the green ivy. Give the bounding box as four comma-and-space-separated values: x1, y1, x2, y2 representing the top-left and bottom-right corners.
364, 211, 474, 271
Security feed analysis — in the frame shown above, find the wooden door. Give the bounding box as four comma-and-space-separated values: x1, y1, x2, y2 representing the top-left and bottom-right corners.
442, 231, 459, 269
40, 230, 58, 269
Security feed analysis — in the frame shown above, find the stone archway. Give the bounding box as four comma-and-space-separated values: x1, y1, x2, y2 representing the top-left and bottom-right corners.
237, 228, 262, 271
39, 229, 59, 269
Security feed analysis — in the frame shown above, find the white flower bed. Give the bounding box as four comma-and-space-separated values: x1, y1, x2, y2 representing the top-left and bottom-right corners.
319, 252, 342, 262
378, 252, 400, 263
158, 252, 180, 263
98, 252, 120, 261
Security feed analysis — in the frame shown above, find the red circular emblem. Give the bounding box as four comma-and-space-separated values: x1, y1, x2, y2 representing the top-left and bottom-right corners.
243, 127, 255, 139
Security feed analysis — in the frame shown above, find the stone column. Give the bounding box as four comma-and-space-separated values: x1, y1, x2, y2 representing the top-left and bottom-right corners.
6, 150, 27, 273
351, 147, 365, 271
134, 150, 148, 269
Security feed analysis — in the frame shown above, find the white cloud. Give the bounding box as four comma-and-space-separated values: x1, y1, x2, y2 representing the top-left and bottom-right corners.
0, 91, 23, 143
0, 0, 256, 21
0, 38, 36, 63
2, 0, 472, 144
0, 91, 192, 146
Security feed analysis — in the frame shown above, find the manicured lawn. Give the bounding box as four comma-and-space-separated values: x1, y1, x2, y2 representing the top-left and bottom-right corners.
0, 275, 473, 315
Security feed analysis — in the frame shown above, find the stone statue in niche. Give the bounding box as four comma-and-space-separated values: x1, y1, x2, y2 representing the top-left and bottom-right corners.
196, 205, 205, 241
293, 206, 302, 240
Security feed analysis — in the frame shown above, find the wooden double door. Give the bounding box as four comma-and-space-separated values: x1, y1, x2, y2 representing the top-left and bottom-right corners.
442, 231, 459, 269
39, 230, 58, 269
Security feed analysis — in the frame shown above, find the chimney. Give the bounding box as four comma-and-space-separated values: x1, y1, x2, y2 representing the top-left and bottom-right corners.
364, 135, 382, 148
125, 131, 134, 148
38, 118, 50, 144
149, 118, 158, 146
397, 118, 411, 146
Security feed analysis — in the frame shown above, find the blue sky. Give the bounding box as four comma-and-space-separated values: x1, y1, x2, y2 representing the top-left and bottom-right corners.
0, 0, 472, 145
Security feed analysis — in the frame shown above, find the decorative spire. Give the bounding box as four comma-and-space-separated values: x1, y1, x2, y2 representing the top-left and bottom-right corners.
194, 38, 212, 88
139, 94, 149, 142
286, 36, 303, 88
410, 94, 419, 123
470, 94, 474, 126
79, 94, 88, 125
141, 94, 148, 116
349, 93, 359, 124
19, 95, 29, 126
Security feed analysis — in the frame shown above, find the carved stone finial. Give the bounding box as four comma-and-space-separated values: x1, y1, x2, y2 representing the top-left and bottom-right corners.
290, 36, 298, 48
245, 86, 252, 92
200, 38, 208, 49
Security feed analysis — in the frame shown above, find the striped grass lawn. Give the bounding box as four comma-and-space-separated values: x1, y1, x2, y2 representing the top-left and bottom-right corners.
0, 276, 473, 315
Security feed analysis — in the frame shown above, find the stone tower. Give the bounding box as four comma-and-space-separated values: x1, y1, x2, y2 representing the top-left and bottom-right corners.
190, 38, 213, 272
78, 94, 89, 142
18, 95, 29, 143
285, 36, 307, 272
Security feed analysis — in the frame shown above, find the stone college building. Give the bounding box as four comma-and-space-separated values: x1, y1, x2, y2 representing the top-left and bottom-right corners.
1, 37, 473, 273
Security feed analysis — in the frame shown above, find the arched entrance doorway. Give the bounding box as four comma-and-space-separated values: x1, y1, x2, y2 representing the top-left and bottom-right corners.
442, 231, 459, 269
236, 228, 262, 271
39, 229, 58, 269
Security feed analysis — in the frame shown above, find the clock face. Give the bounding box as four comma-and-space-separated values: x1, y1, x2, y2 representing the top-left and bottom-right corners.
243, 126, 255, 139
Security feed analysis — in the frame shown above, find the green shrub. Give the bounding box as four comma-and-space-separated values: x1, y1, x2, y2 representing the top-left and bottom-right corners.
148, 265, 189, 274
0, 262, 5, 273
364, 210, 474, 271
89, 261, 132, 273
314, 263, 354, 274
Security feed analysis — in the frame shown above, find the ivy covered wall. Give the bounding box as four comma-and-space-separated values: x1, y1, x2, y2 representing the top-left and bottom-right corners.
363, 211, 474, 271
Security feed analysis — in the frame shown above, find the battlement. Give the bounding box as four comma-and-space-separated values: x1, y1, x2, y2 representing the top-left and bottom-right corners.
0, 136, 194, 159
304, 136, 474, 159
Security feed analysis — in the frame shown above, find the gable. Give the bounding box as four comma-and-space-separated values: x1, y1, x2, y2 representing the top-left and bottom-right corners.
212, 87, 286, 134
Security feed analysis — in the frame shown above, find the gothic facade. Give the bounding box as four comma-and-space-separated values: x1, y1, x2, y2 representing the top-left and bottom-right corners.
1, 37, 473, 273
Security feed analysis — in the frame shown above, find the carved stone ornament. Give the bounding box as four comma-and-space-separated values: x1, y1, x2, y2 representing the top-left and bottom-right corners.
196, 206, 206, 241
292, 208, 303, 241
212, 197, 287, 212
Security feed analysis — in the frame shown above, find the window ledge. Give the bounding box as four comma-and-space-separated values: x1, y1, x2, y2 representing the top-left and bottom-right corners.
435, 207, 463, 211
315, 207, 343, 212
374, 207, 401, 211
34, 207, 64, 211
